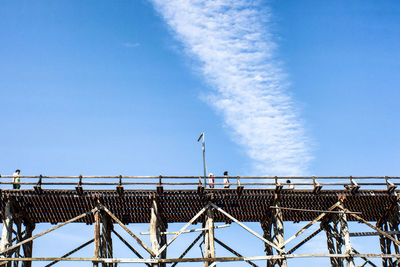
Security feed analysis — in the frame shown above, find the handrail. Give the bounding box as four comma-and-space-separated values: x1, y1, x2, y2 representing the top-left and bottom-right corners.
0, 175, 399, 191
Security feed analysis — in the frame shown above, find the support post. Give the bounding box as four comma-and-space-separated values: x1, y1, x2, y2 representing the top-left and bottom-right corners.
100, 211, 113, 267
1, 201, 13, 267
204, 205, 215, 267
339, 204, 355, 267
94, 209, 100, 267
273, 202, 286, 267
260, 216, 274, 267
150, 199, 167, 267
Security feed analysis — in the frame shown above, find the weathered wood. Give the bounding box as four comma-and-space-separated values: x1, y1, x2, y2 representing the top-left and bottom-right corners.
100, 211, 113, 267
111, 229, 151, 267
0, 201, 13, 258
150, 199, 160, 267
209, 203, 284, 253
339, 205, 355, 267
171, 233, 203, 267
350, 212, 400, 248
287, 228, 322, 254
156, 203, 210, 257
273, 202, 286, 267
214, 238, 258, 267
45, 239, 94, 267
204, 206, 215, 267
269, 206, 362, 215
21, 223, 34, 267
280, 201, 341, 248
100, 204, 155, 257
94, 209, 100, 267
3, 253, 400, 264
140, 225, 230, 235
0, 208, 97, 257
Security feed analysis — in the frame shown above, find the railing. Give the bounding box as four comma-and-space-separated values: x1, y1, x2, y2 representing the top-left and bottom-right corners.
0, 175, 399, 192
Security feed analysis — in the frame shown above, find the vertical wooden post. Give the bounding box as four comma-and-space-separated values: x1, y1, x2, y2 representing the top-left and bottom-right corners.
321, 221, 340, 267
101, 212, 113, 267
150, 198, 167, 267
150, 199, 160, 267
260, 216, 274, 267
204, 205, 215, 267
339, 207, 354, 267
1, 201, 13, 253
273, 202, 287, 267
1, 200, 14, 267
94, 209, 100, 267
21, 223, 34, 267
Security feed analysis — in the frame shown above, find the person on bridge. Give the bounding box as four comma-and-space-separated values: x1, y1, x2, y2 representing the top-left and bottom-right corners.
208, 173, 215, 188
13, 169, 21, 189
223, 171, 230, 188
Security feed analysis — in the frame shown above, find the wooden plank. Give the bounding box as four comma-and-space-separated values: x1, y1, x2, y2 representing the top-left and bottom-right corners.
209, 203, 284, 253
2, 254, 400, 264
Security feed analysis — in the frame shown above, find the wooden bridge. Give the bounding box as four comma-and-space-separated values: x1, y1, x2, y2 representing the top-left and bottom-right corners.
1, 175, 400, 266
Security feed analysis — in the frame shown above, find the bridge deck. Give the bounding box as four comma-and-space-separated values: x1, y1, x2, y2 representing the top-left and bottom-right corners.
1, 189, 395, 224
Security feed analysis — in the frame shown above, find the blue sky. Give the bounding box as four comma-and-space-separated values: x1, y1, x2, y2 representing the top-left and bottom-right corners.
1, 0, 400, 266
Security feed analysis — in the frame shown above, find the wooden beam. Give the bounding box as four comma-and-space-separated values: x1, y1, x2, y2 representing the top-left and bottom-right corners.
100, 204, 155, 257
204, 206, 215, 267
0, 201, 13, 256
111, 229, 151, 267
214, 238, 258, 267
287, 228, 322, 254
0, 208, 97, 257
44, 239, 94, 267
171, 233, 203, 267
338, 205, 355, 267
280, 201, 341, 248
94, 209, 100, 267
2, 254, 400, 264
349, 212, 400, 248
140, 225, 230, 235
156, 203, 210, 257
209, 203, 284, 253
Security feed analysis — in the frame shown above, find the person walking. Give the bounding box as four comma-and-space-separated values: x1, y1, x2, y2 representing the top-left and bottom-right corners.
223, 171, 230, 188
208, 173, 215, 188
13, 169, 21, 189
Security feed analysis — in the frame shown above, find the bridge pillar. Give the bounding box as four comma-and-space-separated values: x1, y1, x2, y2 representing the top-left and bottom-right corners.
1, 199, 35, 267
150, 198, 167, 267
1, 200, 13, 267
261, 215, 274, 267
204, 205, 215, 267
321, 219, 342, 267
273, 201, 287, 267
339, 205, 354, 267
100, 211, 113, 267
261, 201, 286, 267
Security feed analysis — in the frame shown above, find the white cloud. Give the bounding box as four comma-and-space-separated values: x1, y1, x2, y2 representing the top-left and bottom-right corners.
151, 0, 312, 175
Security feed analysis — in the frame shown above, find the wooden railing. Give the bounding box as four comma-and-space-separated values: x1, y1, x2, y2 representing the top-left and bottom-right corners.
0, 175, 399, 192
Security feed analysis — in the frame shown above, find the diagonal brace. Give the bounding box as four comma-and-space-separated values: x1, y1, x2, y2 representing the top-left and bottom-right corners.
209, 203, 284, 253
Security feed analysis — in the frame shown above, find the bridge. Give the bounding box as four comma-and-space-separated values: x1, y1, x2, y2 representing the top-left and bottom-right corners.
1, 175, 399, 266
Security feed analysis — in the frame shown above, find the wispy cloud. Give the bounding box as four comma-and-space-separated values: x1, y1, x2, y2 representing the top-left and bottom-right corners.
151, 0, 311, 175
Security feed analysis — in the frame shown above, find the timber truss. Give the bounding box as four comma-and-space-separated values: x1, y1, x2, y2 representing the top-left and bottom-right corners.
1, 176, 400, 266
